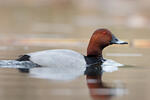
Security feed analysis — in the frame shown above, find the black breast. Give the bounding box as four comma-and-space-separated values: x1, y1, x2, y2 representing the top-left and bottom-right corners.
84, 56, 102, 65
84, 56, 103, 75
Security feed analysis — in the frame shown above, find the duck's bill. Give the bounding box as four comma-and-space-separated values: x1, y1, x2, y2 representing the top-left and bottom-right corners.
110, 34, 128, 44
112, 40, 128, 44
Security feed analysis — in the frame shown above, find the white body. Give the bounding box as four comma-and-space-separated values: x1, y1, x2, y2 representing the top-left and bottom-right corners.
28, 49, 86, 68
28, 49, 87, 80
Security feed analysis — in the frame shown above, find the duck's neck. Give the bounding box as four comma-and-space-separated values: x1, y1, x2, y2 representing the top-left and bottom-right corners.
87, 44, 103, 57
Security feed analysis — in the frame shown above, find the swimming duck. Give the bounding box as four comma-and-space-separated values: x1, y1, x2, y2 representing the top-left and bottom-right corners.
17, 28, 128, 74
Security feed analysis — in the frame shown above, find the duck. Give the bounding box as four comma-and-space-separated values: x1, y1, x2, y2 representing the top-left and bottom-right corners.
17, 28, 128, 75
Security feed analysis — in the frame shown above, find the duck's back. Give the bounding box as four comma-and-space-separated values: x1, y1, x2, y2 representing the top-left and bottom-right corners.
28, 49, 86, 69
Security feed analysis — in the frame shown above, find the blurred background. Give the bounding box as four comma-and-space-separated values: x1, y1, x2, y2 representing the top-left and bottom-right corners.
0, 0, 150, 100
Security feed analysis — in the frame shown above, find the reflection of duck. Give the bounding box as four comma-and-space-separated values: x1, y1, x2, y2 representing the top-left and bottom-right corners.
85, 67, 126, 100
17, 28, 127, 73
86, 74, 114, 100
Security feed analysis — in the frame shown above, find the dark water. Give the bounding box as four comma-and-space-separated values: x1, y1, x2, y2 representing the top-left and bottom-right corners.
0, 0, 150, 100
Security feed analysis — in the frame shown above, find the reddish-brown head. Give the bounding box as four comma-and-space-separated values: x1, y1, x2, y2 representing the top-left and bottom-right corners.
87, 29, 127, 57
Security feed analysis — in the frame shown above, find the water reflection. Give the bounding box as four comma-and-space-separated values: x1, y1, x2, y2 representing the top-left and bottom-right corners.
0, 58, 127, 99
16, 62, 127, 99
85, 67, 127, 100
28, 66, 85, 80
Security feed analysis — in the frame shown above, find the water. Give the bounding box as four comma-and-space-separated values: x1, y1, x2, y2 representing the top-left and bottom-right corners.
0, 38, 149, 100
0, 0, 150, 100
